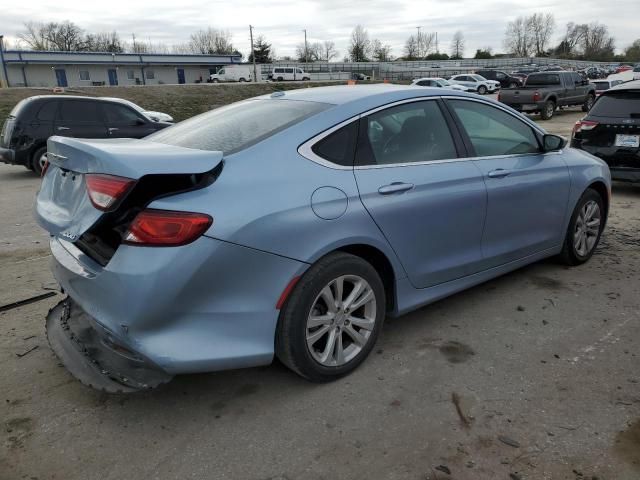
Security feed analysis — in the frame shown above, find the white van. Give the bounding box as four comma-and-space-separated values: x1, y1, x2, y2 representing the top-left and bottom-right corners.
270, 67, 311, 81
208, 66, 252, 83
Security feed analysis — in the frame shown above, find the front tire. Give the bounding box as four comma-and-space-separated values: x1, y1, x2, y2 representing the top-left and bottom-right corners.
559, 189, 604, 266
276, 252, 385, 382
478, 85, 487, 95
31, 146, 47, 176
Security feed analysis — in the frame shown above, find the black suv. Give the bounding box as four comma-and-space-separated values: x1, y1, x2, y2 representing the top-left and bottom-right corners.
0, 96, 170, 174
571, 80, 640, 183
475, 69, 523, 88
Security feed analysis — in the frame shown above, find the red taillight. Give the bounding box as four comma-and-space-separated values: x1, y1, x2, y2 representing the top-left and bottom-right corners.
86, 174, 135, 211
123, 209, 212, 247
41, 156, 50, 177
532, 91, 541, 102
572, 120, 599, 135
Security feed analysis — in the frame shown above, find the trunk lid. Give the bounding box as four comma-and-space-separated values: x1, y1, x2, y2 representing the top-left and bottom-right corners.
35, 136, 222, 241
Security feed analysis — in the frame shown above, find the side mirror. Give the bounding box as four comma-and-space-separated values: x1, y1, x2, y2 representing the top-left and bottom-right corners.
543, 134, 566, 152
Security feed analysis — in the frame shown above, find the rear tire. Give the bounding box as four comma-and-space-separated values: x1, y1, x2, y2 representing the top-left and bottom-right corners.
276, 76, 283, 82
540, 100, 555, 120
582, 94, 595, 112
276, 252, 385, 382
559, 189, 604, 266
31, 146, 47, 176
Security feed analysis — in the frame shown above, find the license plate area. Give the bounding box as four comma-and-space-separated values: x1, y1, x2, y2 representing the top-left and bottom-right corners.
614, 134, 640, 148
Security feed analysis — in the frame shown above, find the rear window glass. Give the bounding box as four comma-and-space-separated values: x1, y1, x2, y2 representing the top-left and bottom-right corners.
593, 82, 610, 91
147, 99, 330, 155
526, 74, 560, 86
589, 92, 640, 118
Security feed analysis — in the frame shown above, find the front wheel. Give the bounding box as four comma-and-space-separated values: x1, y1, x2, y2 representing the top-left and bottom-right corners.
559, 189, 605, 265
582, 94, 595, 112
478, 85, 487, 95
212, 78, 219, 83
276, 252, 385, 382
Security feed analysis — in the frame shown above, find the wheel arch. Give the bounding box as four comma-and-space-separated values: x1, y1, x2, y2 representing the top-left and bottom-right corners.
587, 180, 610, 222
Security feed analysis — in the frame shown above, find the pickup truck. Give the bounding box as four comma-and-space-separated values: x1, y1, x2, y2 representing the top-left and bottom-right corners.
498, 71, 596, 120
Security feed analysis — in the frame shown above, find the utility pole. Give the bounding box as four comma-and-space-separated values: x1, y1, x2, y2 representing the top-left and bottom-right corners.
131, 33, 136, 52
435, 32, 439, 54
416, 26, 422, 58
249, 25, 258, 83
303, 29, 308, 64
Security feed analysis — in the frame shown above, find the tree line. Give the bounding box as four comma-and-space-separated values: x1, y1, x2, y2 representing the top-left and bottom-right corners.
7, 19, 640, 63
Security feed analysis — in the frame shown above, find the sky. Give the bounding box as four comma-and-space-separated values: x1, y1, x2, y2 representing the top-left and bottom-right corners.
1, 0, 638, 58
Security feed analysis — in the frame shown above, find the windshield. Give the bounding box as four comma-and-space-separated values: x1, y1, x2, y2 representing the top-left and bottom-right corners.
147, 99, 330, 155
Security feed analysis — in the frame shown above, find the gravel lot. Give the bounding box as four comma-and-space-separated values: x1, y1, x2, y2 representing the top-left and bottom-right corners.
1, 99, 639, 480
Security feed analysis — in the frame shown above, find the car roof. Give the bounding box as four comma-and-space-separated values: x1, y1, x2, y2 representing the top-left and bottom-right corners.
258, 84, 435, 105
413, 77, 444, 81
20, 95, 130, 104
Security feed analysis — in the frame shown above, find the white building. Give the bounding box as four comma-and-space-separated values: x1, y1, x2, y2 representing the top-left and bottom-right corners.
0, 50, 243, 88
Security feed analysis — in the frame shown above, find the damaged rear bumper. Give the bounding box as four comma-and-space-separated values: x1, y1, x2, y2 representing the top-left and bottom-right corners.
46, 297, 173, 393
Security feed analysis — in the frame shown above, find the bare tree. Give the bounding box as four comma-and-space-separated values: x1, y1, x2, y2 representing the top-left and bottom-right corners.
416, 31, 435, 58
322, 40, 338, 62
295, 42, 322, 62
349, 25, 371, 62
19, 22, 52, 50
371, 39, 392, 62
450, 31, 465, 58
504, 16, 533, 57
529, 13, 555, 55
403, 35, 419, 60
582, 22, 615, 60
555, 22, 586, 57
189, 28, 235, 54
85, 32, 123, 53
19, 21, 85, 51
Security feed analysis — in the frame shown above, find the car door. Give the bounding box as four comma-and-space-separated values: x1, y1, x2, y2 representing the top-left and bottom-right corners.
444, 98, 570, 267
353, 98, 488, 288
55, 99, 108, 138
100, 102, 158, 139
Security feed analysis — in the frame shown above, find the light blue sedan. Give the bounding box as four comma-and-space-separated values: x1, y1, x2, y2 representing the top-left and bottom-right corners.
35, 85, 611, 392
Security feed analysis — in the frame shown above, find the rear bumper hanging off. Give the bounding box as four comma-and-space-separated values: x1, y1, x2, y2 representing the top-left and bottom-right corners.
46, 297, 173, 393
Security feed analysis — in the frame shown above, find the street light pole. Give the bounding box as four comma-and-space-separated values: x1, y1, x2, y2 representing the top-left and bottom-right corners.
249, 25, 258, 82
416, 26, 422, 58
303, 29, 308, 64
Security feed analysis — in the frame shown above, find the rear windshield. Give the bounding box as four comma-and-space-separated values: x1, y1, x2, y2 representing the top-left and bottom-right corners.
593, 82, 610, 91
147, 99, 330, 155
526, 74, 560, 86
589, 92, 640, 118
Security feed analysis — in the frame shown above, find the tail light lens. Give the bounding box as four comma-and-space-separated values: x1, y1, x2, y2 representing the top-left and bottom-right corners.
572, 120, 599, 135
532, 91, 541, 102
124, 209, 212, 247
86, 174, 135, 211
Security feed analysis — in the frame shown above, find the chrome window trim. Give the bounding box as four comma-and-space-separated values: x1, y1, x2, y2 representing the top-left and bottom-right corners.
297, 94, 551, 170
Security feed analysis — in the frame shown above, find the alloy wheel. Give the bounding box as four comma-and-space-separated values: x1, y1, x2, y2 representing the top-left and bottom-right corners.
573, 200, 601, 257
306, 275, 377, 367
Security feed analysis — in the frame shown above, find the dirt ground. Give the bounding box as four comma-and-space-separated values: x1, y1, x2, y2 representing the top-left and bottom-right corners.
1, 97, 639, 480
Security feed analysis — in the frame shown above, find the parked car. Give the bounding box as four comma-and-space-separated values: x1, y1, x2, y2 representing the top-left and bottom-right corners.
616, 65, 633, 74
351, 73, 371, 81
582, 67, 608, 79
449, 74, 499, 94
35, 85, 610, 392
411, 77, 468, 92
571, 80, 640, 183
208, 65, 253, 83
633, 66, 640, 80
0, 95, 170, 175
498, 71, 596, 120
100, 97, 174, 123
475, 70, 523, 89
591, 79, 625, 96
540, 65, 564, 72
269, 67, 311, 81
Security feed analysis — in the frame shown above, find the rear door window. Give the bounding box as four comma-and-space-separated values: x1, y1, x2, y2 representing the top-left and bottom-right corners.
147, 99, 330, 155
589, 92, 640, 118
357, 100, 458, 166
37, 101, 58, 121
58, 100, 102, 124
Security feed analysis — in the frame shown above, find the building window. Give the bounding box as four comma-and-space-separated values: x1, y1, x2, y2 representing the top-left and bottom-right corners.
146, 70, 155, 79
79, 70, 91, 81
127, 70, 135, 80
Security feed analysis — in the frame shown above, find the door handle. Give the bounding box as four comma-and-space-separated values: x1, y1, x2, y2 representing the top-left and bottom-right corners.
378, 182, 414, 195
57, 126, 70, 131
108, 128, 119, 133
487, 169, 511, 179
